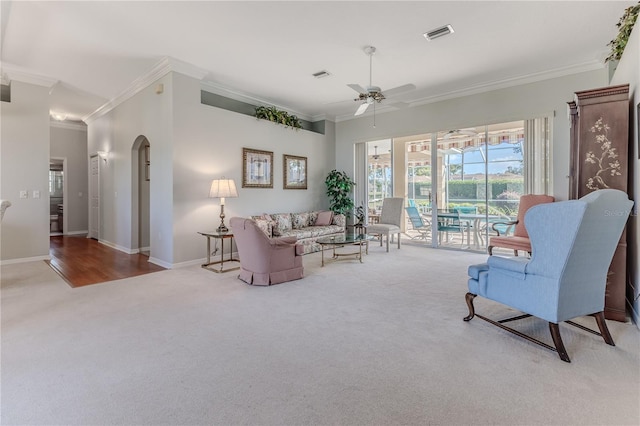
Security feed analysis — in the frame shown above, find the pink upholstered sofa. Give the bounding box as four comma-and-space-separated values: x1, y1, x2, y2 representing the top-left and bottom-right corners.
230, 217, 304, 286
251, 211, 346, 254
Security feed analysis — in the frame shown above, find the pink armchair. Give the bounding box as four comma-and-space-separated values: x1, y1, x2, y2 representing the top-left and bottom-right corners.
488, 194, 555, 255
230, 217, 304, 286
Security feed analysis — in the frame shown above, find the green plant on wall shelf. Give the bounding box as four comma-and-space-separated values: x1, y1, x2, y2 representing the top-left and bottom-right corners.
255, 105, 302, 130
325, 170, 356, 217
606, 2, 640, 62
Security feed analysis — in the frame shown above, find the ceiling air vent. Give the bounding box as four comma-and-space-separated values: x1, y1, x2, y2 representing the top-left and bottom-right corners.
423, 24, 455, 41
312, 70, 331, 79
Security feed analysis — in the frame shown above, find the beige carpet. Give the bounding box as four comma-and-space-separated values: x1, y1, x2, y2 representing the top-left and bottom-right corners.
1, 243, 639, 425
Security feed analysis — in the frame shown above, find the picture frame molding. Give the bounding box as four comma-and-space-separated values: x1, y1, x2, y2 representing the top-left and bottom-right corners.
242, 147, 274, 188
283, 154, 308, 190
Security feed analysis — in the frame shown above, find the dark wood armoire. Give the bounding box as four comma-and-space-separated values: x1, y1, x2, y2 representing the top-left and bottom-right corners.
567, 84, 630, 322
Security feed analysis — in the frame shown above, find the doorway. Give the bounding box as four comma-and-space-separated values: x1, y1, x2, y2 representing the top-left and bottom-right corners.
49, 158, 66, 235
132, 136, 150, 257
88, 154, 100, 240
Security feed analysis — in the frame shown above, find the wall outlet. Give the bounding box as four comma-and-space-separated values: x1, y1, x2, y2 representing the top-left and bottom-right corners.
19, 190, 27, 199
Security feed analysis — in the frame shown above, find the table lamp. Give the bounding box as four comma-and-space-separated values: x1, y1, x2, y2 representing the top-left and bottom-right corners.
209, 178, 238, 233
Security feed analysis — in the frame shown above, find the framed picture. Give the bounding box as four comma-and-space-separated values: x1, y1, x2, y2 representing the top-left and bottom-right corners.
242, 148, 273, 188
283, 154, 307, 189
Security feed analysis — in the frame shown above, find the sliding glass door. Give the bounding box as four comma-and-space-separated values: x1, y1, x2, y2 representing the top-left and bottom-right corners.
357, 118, 550, 252
402, 121, 538, 251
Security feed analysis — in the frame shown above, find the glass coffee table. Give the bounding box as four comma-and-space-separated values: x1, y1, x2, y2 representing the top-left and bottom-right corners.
316, 233, 375, 267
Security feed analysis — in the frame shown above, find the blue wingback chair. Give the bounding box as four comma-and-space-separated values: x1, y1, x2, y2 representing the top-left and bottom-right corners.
464, 189, 633, 362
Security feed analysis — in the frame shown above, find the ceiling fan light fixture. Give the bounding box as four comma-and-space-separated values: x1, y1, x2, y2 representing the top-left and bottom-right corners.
423, 24, 455, 41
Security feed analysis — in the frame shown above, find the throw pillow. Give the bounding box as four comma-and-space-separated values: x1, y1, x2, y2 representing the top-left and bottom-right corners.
272, 213, 292, 236
308, 211, 319, 225
292, 212, 310, 229
314, 210, 333, 226
253, 218, 272, 238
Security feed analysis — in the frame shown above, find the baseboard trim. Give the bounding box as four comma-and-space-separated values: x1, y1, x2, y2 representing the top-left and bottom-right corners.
65, 230, 88, 236
0, 255, 51, 265
98, 239, 137, 255
149, 257, 172, 269
139, 246, 150, 252
157, 251, 240, 269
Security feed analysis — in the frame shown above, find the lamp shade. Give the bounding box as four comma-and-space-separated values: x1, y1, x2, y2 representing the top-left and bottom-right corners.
209, 178, 238, 199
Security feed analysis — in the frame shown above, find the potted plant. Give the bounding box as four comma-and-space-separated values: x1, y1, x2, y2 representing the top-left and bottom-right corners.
255, 105, 302, 130
325, 170, 356, 217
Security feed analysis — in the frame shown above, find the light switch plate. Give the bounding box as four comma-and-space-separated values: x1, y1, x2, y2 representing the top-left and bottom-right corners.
19, 190, 27, 199
33, 190, 40, 199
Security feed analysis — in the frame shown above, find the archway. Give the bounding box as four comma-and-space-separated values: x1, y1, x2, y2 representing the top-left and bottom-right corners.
131, 135, 151, 255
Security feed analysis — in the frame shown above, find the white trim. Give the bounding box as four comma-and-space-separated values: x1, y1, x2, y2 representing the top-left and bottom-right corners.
160, 251, 241, 269
334, 60, 605, 123
83, 56, 208, 124
139, 246, 150, 252
50, 120, 87, 131
65, 230, 88, 236
98, 239, 138, 255
0, 63, 58, 88
0, 255, 50, 265
149, 257, 172, 269
171, 258, 206, 269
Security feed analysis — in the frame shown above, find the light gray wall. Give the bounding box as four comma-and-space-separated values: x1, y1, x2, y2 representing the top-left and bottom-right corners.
171, 73, 335, 264
335, 69, 609, 201
0, 81, 50, 262
50, 123, 89, 234
87, 72, 336, 267
611, 23, 639, 326
87, 73, 174, 265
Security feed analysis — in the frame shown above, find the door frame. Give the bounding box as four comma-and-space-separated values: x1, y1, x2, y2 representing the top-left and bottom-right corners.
88, 154, 101, 240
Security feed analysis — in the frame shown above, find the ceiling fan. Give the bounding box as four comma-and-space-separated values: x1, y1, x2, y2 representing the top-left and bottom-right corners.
372, 145, 380, 160
443, 128, 478, 139
348, 46, 416, 117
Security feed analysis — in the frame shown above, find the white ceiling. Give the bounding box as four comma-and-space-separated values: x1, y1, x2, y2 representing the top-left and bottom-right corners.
0, 1, 634, 122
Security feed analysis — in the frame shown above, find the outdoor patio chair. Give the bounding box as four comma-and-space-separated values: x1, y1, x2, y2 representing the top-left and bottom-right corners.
437, 209, 471, 248
405, 206, 430, 240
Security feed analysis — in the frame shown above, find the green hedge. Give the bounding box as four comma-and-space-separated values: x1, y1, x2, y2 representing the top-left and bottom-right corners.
436, 180, 523, 200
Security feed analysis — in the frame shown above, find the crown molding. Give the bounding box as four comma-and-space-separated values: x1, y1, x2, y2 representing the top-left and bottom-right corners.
0, 63, 58, 88
335, 59, 606, 123
200, 80, 314, 122
83, 56, 208, 124
50, 120, 87, 131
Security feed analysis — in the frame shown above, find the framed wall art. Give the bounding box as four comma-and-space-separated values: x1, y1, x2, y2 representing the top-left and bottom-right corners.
242, 148, 273, 188
283, 154, 307, 190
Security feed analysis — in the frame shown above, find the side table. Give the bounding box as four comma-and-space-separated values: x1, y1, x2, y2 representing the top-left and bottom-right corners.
198, 231, 240, 273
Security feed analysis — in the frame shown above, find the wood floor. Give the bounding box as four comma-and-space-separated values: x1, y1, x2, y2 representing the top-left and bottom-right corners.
48, 235, 165, 287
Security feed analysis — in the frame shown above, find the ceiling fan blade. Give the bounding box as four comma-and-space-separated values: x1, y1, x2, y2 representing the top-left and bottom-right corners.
382, 83, 416, 98
347, 84, 366, 94
354, 102, 370, 116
